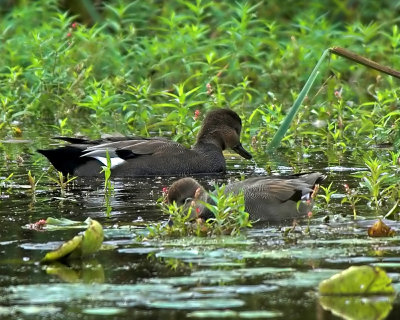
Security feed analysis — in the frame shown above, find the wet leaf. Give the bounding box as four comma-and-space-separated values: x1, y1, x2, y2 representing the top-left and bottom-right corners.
6, 283, 176, 305
46, 217, 81, 226
82, 307, 125, 315
41, 235, 82, 263
319, 295, 394, 320
187, 310, 283, 318
147, 298, 245, 309
318, 266, 394, 295
0, 305, 61, 316
368, 219, 396, 237
41, 219, 103, 262
239, 311, 283, 318
78, 219, 104, 256
187, 310, 237, 318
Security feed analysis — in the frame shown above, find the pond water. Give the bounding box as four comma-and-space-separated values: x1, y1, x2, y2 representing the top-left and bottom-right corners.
1, 139, 400, 320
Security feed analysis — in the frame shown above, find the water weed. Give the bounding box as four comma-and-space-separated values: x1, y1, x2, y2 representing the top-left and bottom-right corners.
145, 185, 251, 238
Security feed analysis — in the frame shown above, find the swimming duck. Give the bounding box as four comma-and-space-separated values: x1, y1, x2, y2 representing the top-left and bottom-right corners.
166, 173, 325, 223
38, 109, 252, 177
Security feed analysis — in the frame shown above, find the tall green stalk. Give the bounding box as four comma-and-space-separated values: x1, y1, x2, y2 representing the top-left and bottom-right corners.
268, 49, 331, 150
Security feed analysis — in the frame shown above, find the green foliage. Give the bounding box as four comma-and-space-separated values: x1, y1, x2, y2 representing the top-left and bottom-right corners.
146, 185, 251, 238
41, 218, 104, 262
202, 185, 252, 236
319, 266, 395, 320
0, 0, 399, 149
318, 182, 337, 208
48, 170, 77, 197
319, 265, 394, 295
0, 172, 13, 196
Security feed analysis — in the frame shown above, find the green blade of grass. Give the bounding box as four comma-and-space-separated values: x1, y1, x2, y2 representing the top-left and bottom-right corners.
268, 49, 331, 150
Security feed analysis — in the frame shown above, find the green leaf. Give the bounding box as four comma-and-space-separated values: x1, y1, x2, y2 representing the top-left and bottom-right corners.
80, 219, 104, 256
41, 219, 104, 262
319, 295, 394, 320
46, 217, 81, 226
41, 235, 83, 263
318, 266, 394, 295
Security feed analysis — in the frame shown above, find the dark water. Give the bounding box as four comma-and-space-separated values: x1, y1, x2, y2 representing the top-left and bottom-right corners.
1, 139, 400, 319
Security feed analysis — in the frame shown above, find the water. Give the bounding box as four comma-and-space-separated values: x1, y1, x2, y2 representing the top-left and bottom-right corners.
1, 139, 400, 319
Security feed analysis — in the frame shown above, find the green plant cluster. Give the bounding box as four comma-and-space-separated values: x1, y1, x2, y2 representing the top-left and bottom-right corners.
147, 185, 251, 238
0, 0, 399, 148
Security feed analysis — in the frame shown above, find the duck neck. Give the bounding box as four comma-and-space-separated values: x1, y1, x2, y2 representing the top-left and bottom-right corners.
194, 133, 225, 151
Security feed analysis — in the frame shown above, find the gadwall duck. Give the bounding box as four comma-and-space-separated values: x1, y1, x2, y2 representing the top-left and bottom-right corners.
38, 109, 252, 177
167, 173, 326, 223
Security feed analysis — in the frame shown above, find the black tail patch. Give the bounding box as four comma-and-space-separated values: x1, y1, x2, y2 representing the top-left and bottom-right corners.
38, 147, 90, 176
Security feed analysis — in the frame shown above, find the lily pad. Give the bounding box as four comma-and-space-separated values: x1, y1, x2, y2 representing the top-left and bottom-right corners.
319, 266, 395, 295
42, 219, 104, 262
319, 295, 394, 320
82, 307, 126, 315
187, 310, 283, 318
148, 298, 245, 309
46, 217, 82, 226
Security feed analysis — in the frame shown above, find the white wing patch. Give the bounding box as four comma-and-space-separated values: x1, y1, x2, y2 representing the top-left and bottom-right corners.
81, 148, 126, 169
93, 156, 126, 168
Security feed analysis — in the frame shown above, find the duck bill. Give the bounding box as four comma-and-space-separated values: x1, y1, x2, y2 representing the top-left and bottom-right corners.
232, 143, 252, 159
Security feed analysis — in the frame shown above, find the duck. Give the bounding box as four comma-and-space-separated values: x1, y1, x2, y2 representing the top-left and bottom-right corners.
166, 172, 326, 223
38, 109, 252, 177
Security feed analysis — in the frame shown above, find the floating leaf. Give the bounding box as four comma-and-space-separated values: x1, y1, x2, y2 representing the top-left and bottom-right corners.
46, 217, 81, 226
78, 219, 104, 256
318, 266, 394, 295
41, 219, 103, 262
147, 298, 245, 309
368, 219, 396, 237
82, 307, 125, 315
41, 235, 82, 263
187, 310, 283, 318
319, 295, 394, 320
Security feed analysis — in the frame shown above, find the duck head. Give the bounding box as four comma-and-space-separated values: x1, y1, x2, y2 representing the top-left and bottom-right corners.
197, 109, 252, 160
166, 177, 210, 220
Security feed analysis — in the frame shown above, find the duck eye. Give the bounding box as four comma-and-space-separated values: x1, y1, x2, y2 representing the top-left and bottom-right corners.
184, 197, 193, 205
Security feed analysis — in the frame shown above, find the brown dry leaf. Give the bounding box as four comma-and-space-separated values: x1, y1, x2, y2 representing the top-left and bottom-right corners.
368, 219, 396, 237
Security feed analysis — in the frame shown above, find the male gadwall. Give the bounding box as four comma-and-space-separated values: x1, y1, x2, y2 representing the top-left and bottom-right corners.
167, 173, 326, 223
38, 109, 252, 177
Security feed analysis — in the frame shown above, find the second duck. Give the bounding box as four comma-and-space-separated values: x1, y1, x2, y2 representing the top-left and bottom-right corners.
167, 173, 326, 223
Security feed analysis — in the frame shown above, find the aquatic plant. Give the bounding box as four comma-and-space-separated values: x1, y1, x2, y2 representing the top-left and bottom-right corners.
0, 172, 13, 197
147, 185, 251, 238
357, 157, 391, 210
341, 183, 361, 219
48, 170, 76, 197
318, 182, 337, 209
